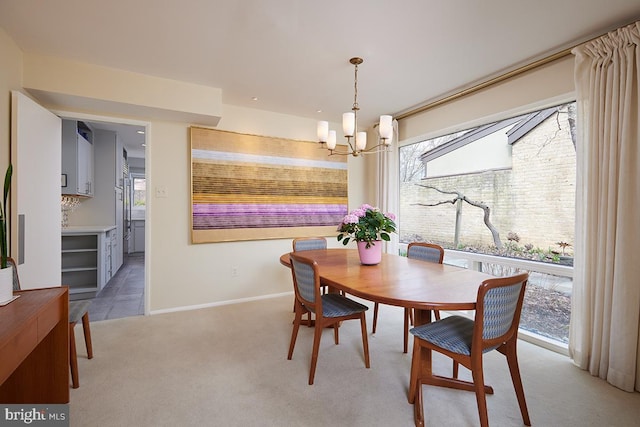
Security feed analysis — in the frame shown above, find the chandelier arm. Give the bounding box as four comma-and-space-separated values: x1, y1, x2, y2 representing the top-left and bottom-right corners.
360, 142, 391, 155
328, 138, 358, 156
346, 136, 356, 153
328, 141, 390, 156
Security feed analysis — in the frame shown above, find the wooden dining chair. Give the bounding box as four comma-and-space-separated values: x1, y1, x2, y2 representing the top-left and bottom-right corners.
372, 242, 444, 354
287, 252, 370, 385
8, 257, 94, 389
292, 237, 328, 324
409, 272, 531, 427
292, 236, 327, 252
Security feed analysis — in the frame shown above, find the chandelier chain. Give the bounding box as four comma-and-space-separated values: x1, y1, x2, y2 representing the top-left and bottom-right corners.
353, 62, 359, 112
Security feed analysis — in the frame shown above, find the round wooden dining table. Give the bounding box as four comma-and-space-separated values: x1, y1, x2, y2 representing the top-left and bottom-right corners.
280, 248, 495, 426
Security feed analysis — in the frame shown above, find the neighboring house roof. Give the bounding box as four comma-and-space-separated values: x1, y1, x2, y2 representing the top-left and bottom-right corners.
419, 106, 560, 163
506, 106, 558, 145
419, 115, 523, 163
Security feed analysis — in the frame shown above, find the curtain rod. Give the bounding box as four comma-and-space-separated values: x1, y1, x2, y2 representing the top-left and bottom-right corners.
393, 16, 640, 121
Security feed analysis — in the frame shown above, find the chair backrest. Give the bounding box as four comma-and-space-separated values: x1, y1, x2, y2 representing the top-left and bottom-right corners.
407, 242, 444, 264
289, 252, 321, 311
474, 272, 529, 352
292, 237, 327, 252
7, 257, 20, 291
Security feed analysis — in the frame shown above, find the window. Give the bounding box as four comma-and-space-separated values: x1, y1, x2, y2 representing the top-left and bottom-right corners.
132, 176, 146, 207
399, 101, 576, 345
130, 174, 146, 223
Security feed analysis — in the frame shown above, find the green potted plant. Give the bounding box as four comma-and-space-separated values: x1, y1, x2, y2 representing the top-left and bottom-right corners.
0, 164, 13, 304
337, 203, 396, 265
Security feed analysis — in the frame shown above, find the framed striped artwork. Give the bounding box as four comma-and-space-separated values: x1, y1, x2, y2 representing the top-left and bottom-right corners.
190, 127, 348, 243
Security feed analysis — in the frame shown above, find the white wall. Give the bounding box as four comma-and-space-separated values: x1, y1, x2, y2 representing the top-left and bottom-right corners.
22, 54, 223, 126
427, 124, 515, 177
147, 107, 366, 312
12, 52, 368, 312
0, 28, 572, 313
399, 56, 576, 143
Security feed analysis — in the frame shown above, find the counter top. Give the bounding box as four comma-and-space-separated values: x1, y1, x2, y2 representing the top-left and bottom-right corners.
62, 225, 116, 234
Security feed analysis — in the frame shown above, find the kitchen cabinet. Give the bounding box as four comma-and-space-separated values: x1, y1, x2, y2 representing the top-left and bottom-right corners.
63, 128, 126, 277
61, 226, 116, 300
132, 220, 145, 253
104, 228, 119, 285
62, 119, 94, 196
115, 144, 126, 189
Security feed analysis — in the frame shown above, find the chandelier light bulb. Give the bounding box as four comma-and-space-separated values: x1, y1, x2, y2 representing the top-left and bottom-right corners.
356, 131, 367, 151
327, 130, 337, 150
379, 115, 393, 140
317, 121, 329, 143
343, 112, 355, 137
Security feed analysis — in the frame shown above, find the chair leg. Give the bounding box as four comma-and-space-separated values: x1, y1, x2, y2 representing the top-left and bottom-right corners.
403, 308, 410, 354
434, 309, 441, 321
69, 322, 79, 389
359, 313, 370, 368
471, 359, 489, 427
81, 312, 93, 359
288, 304, 303, 360
333, 323, 339, 345
453, 361, 459, 378
413, 377, 425, 427
372, 302, 379, 333
408, 338, 421, 404
409, 308, 414, 326
308, 320, 323, 385
293, 299, 312, 327
505, 342, 531, 426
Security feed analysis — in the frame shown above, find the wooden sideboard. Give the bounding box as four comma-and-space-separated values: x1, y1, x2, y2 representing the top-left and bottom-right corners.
0, 287, 69, 403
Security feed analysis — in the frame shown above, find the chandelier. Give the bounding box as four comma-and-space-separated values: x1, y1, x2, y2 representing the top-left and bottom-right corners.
317, 57, 393, 156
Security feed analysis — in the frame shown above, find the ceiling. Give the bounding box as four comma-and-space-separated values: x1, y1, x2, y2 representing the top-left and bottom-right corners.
81, 120, 146, 159
1, 1, 639, 156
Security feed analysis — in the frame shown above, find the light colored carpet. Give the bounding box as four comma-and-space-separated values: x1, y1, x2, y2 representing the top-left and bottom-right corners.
69, 295, 640, 426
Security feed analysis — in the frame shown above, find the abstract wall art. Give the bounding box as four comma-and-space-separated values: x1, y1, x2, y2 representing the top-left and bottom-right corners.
190, 127, 348, 243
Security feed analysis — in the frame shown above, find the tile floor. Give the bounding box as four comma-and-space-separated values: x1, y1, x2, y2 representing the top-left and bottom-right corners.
87, 253, 144, 321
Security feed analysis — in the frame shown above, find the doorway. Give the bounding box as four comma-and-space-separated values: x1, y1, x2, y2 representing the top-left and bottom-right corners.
62, 117, 148, 321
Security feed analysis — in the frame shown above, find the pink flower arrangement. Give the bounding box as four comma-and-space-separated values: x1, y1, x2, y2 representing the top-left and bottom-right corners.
337, 204, 397, 248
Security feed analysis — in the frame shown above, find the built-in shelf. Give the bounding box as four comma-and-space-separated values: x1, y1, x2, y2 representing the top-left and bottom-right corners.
61, 267, 98, 273
61, 226, 117, 300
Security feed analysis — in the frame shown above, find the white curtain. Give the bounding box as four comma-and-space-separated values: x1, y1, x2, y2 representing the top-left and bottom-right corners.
570, 21, 640, 392
376, 120, 400, 255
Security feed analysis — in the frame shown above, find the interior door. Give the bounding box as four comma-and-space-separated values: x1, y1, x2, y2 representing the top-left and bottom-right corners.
11, 91, 62, 288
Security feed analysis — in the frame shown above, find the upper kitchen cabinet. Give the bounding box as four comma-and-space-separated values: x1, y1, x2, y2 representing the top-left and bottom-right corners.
93, 129, 125, 190
62, 119, 94, 196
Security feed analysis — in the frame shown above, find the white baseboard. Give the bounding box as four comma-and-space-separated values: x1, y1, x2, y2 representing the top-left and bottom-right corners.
149, 291, 293, 315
